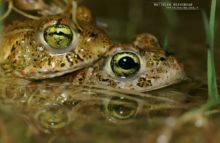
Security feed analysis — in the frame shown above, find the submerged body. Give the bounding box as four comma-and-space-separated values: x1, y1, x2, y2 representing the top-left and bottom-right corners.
0, 14, 111, 80
69, 33, 186, 91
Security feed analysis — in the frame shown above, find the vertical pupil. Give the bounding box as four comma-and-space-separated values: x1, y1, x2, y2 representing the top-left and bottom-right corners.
118, 56, 137, 69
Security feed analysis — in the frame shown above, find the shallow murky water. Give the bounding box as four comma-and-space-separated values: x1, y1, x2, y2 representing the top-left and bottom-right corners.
0, 78, 214, 143
0, 0, 220, 143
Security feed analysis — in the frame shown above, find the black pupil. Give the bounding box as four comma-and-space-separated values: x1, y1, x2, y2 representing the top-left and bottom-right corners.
118, 56, 137, 70
113, 104, 133, 117
54, 31, 64, 36
50, 31, 65, 37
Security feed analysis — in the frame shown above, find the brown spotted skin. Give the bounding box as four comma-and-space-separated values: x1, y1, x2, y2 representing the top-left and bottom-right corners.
70, 33, 186, 92
0, 15, 111, 80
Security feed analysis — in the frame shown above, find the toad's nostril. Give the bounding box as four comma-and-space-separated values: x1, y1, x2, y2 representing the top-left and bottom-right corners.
159, 57, 166, 61
90, 32, 98, 38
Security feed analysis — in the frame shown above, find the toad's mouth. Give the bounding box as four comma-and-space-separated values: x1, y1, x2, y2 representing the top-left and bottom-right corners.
20, 61, 94, 80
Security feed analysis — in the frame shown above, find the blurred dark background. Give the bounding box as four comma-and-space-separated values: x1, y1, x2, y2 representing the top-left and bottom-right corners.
84, 0, 220, 81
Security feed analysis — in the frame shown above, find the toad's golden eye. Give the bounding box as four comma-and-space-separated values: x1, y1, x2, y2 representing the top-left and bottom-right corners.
44, 24, 73, 49
110, 52, 140, 78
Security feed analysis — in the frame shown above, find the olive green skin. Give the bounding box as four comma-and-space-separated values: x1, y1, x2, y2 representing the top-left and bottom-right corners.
0, 15, 111, 80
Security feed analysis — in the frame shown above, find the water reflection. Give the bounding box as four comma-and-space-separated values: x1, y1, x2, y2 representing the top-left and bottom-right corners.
0, 78, 208, 142
35, 104, 70, 132
103, 96, 140, 123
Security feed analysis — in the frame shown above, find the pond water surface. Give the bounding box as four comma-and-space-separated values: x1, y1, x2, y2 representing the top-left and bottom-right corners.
0, 0, 220, 143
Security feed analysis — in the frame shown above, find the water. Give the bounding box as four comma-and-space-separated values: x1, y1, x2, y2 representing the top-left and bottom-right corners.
0, 0, 220, 143
0, 78, 217, 143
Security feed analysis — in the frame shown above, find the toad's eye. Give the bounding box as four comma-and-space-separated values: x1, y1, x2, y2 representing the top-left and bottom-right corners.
44, 24, 73, 49
110, 52, 140, 78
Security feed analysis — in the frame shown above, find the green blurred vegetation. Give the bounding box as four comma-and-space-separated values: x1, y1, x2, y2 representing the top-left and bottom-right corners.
204, 0, 219, 107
